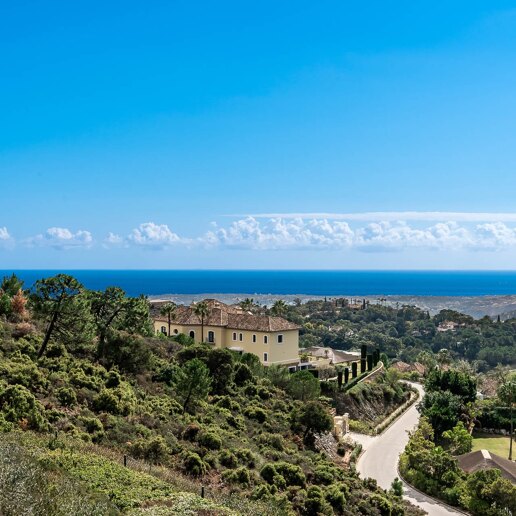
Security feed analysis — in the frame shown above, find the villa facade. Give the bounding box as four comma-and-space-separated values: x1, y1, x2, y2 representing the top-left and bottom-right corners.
151, 299, 300, 367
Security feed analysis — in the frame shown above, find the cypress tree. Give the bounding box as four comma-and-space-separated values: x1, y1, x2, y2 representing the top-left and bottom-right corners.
360, 358, 366, 374
367, 354, 373, 371
361, 344, 367, 360
352, 362, 358, 378
344, 367, 349, 384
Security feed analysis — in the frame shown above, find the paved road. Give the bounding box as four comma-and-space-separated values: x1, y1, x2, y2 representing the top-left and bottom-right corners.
353, 383, 464, 516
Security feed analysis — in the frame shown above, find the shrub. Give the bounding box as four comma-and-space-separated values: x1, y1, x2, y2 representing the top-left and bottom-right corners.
258, 432, 284, 451
260, 463, 277, 484
244, 406, 267, 423
181, 451, 206, 477
0, 384, 47, 431
182, 423, 201, 441
244, 384, 258, 397
304, 486, 333, 515
214, 395, 240, 412
0, 354, 48, 391
78, 416, 103, 434
273, 474, 287, 490
234, 363, 254, 386
224, 413, 240, 428
70, 368, 103, 392
325, 484, 346, 512
55, 387, 77, 407
369, 494, 393, 515
105, 370, 121, 388
198, 430, 222, 450
261, 462, 305, 488
104, 334, 152, 374
251, 484, 276, 500
129, 436, 169, 464
276, 462, 306, 487
235, 448, 256, 467
257, 386, 272, 400
222, 466, 251, 487
93, 386, 135, 416
313, 465, 338, 485
219, 449, 238, 468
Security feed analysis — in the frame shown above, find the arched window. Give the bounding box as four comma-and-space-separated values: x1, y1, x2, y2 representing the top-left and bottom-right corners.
208, 331, 215, 343
263, 352, 268, 363
189, 330, 195, 339
160, 326, 167, 335
174, 329, 179, 334
263, 335, 268, 344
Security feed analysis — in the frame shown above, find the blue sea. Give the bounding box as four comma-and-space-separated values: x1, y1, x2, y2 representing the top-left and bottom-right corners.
3, 270, 516, 297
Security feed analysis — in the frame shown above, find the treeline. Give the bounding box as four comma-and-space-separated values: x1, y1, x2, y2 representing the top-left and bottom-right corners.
277, 300, 516, 369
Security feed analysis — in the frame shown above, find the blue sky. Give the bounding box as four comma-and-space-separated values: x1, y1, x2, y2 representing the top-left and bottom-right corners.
2, 1, 516, 269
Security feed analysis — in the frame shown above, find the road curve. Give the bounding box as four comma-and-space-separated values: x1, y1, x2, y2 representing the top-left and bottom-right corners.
353, 383, 464, 516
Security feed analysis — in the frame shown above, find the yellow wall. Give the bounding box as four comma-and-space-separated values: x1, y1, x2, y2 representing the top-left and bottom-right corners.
153, 320, 299, 366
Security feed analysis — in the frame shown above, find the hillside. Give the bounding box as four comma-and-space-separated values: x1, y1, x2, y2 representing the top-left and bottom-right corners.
0, 274, 423, 516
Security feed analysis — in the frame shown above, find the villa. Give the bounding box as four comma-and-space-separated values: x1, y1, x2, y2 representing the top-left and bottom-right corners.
151, 299, 300, 367
299, 346, 361, 370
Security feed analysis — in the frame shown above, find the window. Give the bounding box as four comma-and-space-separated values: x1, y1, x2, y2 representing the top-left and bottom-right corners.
232, 332, 237, 341
174, 329, 179, 335
189, 331, 195, 339
263, 352, 268, 363
288, 366, 297, 373
160, 326, 167, 335
277, 334, 284, 344
239, 333, 243, 341
252, 334, 257, 343
263, 335, 268, 344
208, 331, 215, 343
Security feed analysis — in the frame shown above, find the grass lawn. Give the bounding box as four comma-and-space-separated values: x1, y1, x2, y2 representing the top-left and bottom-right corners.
472, 433, 513, 458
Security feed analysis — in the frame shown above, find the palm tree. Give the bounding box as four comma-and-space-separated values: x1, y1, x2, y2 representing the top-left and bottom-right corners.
193, 301, 209, 343
159, 302, 176, 336
239, 298, 255, 312
497, 374, 516, 460
271, 299, 287, 317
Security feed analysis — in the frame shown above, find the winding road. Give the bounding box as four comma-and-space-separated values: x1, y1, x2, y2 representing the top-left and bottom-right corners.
352, 383, 464, 516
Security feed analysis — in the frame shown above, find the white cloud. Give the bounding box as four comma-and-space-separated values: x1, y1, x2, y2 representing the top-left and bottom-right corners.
0, 227, 10, 240
104, 232, 124, 245
354, 221, 474, 250
244, 211, 516, 222
14, 217, 516, 255
127, 222, 182, 248
27, 227, 93, 249
203, 217, 516, 252
203, 217, 354, 249
475, 222, 516, 247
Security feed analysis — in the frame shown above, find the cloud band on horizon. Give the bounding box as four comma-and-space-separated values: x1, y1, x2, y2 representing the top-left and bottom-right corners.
4, 215, 516, 253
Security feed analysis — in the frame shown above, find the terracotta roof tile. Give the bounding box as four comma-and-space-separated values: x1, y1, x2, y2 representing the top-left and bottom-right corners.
151, 300, 299, 332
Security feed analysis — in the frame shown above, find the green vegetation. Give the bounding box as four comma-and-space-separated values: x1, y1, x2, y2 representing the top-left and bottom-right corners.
471, 434, 512, 457
278, 300, 516, 368
399, 367, 516, 516
0, 273, 423, 515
